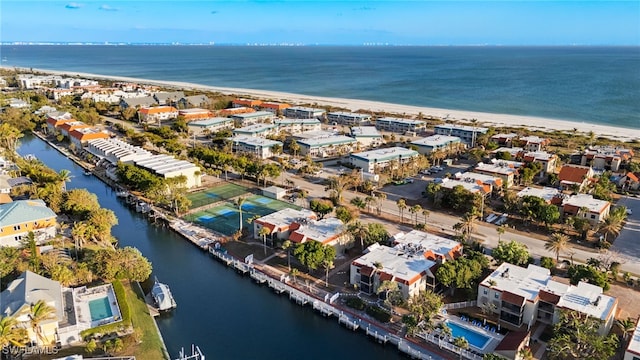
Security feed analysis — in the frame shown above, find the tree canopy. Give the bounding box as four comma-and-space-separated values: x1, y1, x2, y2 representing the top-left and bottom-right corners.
491, 240, 530, 266
547, 310, 618, 360
293, 241, 335, 273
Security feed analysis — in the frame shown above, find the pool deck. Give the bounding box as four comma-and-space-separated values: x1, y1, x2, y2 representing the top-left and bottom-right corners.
73, 284, 122, 329
446, 316, 504, 353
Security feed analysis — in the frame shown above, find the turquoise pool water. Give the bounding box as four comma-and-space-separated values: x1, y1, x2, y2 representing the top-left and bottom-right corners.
446, 321, 491, 349
89, 296, 113, 322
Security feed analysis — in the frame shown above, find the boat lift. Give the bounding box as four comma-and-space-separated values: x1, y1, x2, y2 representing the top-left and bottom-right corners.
175, 345, 205, 360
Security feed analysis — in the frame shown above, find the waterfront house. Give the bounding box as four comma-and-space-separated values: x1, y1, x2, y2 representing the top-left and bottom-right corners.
119, 96, 156, 109
178, 108, 213, 121
375, 117, 426, 134
477, 263, 617, 335
137, 106, 179, 124
490, 133, 518, 146
411, 135, 462, 155
253, 208, 317, 243
297, 134, 357, 158
0, 199, 57, 247
187, 117, 234, 136
46, 112, 74, 134
0, 271, 64, 345
434, 124, 489, 147
558, 164, 594, 191
561, 194, 610, 226
349, 147, 419, 174
58, 121, 91, 138
283, 106, 326, 119
474, 159, 523, 188
350, 230, 462, 299
153, 91, 185, 106
69, 128, 111, 149
327, 112, 372, 126
274, 118, 322, 134
233, 98, 263, 108
228, 136, 283, 159
179, 95, 211, 108
350, 126, 384, 148
289, 217, 352, 254
230, 111, 275, 125
624, 318, 640, 360
232, 123, 277, 138
517, 186, 561, 204
258, 102, 291, 114
577, 146, 635, 172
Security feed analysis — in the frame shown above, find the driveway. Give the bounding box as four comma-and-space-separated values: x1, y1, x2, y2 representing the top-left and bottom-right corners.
611, 196, 640, 270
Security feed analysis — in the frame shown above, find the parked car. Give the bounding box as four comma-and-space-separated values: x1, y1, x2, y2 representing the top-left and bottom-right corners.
405, 178, 414, 184
627, 209, 633, 215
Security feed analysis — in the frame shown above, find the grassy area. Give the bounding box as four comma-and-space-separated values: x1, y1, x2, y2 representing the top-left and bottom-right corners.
125, 281, 168, 359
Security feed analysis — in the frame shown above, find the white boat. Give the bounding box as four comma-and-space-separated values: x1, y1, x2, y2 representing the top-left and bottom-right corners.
83, 170, 92, 176
152, 277, 176, 311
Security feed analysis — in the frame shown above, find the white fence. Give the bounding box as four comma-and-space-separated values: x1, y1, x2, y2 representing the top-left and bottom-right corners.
444, 300, 477, 310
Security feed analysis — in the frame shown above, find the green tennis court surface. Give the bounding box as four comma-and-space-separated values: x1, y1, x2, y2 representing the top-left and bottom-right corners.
186, 183, 249, 209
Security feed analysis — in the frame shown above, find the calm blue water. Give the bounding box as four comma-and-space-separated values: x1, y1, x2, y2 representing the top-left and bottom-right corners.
2, 45, 639, 128
88, 297, 113, 322
446, 321, 491, 349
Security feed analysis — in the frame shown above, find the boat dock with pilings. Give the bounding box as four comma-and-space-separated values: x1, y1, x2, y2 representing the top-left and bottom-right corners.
209, 246, 442, 360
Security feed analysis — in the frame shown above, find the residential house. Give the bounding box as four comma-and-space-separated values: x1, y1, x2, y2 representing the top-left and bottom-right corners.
561, 194, 611, 226
494, 331, 531, 360
119, 96, 156, 109
232, 99, 263, 108
258, 102, 291, 114
69, 128, 111, 149
289, 217, 352, 254
453, 172, 503, 194
297, 135, 357, 158
34, 105, 58, 115
558, 164, 594, 191
474, 159, 523, 188
517, 187, 561, 204
478, 263, 617, 335
349, 147, 419, 174
283, 106, 326, 119
375, 117, 426, 134
253, 208, 317, 243
618, 172, 640, 191
187, 118, 234, 136
350, 126, 384, 148
438, 178, 491, 196
434, 124, 489, 147
578, 146, 635, 172
178, 108, 213, 121
137, 106, 178, 124
0, 271, 64, 345
491, 147, 524, 160
411, 135, 462, 155
46, 112, 74, 134
350, 230, 462, 299
179, 95, 211, 108
327, 112, 372, 126
230, 111, 275, 125
274, 118, 322, 134
7, 98, 30, 108
58, 121, 90, 138
0, 200, 57, 247
522, 151, 557, 177
153, 91, 185, 105
518, 136, 550, 152
624, 317, 640, 360
490, 133, 518, 146
229, 136, 283, 159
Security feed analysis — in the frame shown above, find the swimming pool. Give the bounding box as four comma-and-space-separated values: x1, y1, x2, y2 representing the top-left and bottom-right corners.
89, 296, 113, 322
446, 321, 491, 349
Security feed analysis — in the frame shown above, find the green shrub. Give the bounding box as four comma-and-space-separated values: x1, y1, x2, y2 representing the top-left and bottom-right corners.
365, 305, 392, 323
540, 257, 555, 269
345, 297, 366, 311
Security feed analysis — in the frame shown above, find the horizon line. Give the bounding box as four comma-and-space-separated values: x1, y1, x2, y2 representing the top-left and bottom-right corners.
2, 42, 639, 47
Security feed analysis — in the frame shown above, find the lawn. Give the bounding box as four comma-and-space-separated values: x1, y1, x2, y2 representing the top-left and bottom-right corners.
126, 281, 168, 359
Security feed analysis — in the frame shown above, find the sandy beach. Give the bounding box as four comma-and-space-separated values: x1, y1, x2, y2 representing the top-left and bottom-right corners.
10, 67, 640, 142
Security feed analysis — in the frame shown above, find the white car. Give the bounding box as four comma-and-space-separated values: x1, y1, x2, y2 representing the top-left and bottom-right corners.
405, 178, 415, 184
627, 209, 633, 215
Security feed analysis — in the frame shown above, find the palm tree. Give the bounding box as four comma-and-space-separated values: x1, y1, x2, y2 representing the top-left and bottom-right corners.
375, 192, 387, 215
57, 169, 72, 192
235, 196, 246, 232
617, 317, 636, 342
461, 210, 478, 241
364, 196, 375, 213
422, 209, 430, 227
350, 197, 366, 211
496, 224, 506, 242
545, 233, 570, 263
0, 315, 27, 349
282, 240, 292, 271
29, 300, 56, 345
453, 336, 469, 359
439, 323, 452, 339
258, 226, 271, 255
396, 199, 407, 223
290, 268, 299, 283
347, 221, 368, 249
598, 213, 625, 242
410, 204, 422, 225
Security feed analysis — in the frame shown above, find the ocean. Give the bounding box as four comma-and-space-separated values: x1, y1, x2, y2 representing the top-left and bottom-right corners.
1, 45, 639, 128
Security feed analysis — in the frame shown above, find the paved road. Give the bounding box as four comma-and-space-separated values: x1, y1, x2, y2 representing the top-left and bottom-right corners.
611, 196, 640, 273
287, 172, 640, 275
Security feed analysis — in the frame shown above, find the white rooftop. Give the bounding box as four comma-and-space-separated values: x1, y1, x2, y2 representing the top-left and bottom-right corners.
562, 194, 610, 213
328, 111, 371, 118
275, 118, 321, 125
179, 108, 210, 114
523, 151, 555, 161
287, 106, 326, 113
475, 162, 520, 176
295, 130, 337, 139
256, 208, 316, 229
291, 217, 344, 244
411, 135, 461, 147
188, 117, 233, 126
627, 318, 640, 358
233, 123, 276, 133
350, 126, 382, 137
350, 147, 419, 162
481, 263, 553, 302
519, 136, 548, 144
454, 172, 502, 186
377, 117, 425, 125
392, 230, 461, 259
435, 124, 489, 132
492, 147, 524, 157
231, 111, 273, 118
229, 135, 282, 148
491, 133, 518, 139
354, 244, 436, 284
556, 281, 616, 321
517, 187, 561, 202
297, 135, 356, 147
439, 178, 489, 194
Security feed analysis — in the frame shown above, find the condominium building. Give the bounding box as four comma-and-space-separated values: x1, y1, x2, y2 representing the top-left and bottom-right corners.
229, 136, 283, 159
561, 194, 611, 226
327, 112, 372, 126
232, 123, 277, 138
522, 151, 557, 176
349, 147, 419, 174
137, 106, 178, 124
253, 208, 317, 242
133, 155, 202, 188
232, 98, 263, 108
289, 217, 352, 254
474, 160, 523, 188
453, 172, 503, 193
411, 135, 462, 155
478, 263, 617, 335
375, 117, 426, 134
86, 138, 153, 165
69, 128, 111, 148
258, 102, 291, 114
350, 126, 384, 148
297, 135, 356, 158
187, 118, 234, 136
230, 111, 275, 125
283, 106, 326, 119
518, 136, 550, 152
178, 108, 213, 121
516, 187, 561, 204
578, 146, 635, 172
274, 118, 322, 134
434, 124, 489, 147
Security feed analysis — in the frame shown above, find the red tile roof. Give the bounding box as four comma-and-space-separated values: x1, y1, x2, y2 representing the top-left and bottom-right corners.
559, 165, 591, 184
502, 291, 525, 306
495, 331, 529, 351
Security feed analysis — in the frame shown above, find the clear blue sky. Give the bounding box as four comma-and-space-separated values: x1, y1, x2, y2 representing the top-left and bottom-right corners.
1, 1, 639, 45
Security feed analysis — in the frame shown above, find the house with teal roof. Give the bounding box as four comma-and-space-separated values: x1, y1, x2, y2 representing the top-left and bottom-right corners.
0, 199, 57, 247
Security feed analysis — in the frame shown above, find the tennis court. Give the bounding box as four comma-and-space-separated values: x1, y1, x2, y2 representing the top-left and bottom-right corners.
183, 195, 301, 236
186, 183, 249, 209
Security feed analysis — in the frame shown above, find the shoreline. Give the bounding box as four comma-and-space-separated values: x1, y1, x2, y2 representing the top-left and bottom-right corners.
6, 66, 640, 142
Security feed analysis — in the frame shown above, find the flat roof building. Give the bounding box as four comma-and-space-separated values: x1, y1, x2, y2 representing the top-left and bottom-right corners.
274, 118, 322, 134
253, 208, 317, 242
229, 136, 283, 160
434, 124, 489, 147
517, 186, 561, 204
232, 123, 277, 138
349, 147, 419, 174
133, 155, 202, 188
327, 112, 372, 126
350, 126, 383, 148
230, 111, 274, 125
283, 106, 326, 119
474, 159, 523, 188
187, 117, 234, 136
411, 135, 462, 155
453, 171, 503, 192
289, 217, 352, 253
375, 117, 426, 134
297, 135, 356, 158
624, 318, 640, 360
561, 194, 610, 226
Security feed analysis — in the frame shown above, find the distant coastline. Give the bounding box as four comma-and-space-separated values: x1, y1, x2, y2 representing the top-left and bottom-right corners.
5, 66, 640, 142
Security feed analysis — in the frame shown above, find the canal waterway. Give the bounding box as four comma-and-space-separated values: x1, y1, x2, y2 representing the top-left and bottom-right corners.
17, 135, 404, 360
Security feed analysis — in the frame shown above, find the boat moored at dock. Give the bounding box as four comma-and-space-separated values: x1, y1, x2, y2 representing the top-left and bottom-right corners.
152, 277, 177, 312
